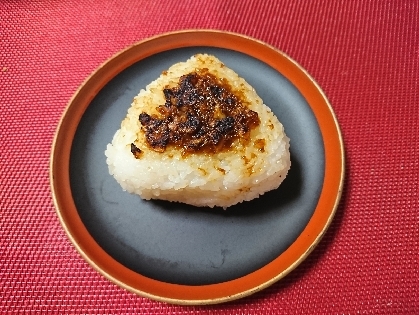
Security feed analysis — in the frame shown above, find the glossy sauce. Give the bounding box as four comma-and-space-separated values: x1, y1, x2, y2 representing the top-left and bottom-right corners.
134, 70, 260, 156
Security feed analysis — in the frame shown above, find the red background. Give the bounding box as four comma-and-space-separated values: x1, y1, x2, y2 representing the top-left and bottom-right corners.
1, 1, 418, 314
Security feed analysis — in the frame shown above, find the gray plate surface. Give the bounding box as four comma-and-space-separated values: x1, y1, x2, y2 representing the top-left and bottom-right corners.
70, 47, 325, 285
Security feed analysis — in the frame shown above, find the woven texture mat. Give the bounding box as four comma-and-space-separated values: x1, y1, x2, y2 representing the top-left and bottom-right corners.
1, 1, 418, 313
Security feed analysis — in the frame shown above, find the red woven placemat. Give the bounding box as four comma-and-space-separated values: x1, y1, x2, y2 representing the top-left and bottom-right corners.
1, 0, 418, 313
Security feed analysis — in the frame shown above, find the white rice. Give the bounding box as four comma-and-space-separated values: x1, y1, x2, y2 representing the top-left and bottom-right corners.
105, 54, 290, 208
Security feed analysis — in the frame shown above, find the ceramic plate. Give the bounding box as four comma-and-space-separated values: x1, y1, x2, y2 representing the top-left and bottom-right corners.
50, 30, 344, 305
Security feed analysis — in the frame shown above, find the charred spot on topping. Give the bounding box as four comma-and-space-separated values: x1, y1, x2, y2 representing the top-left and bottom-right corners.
242, 155, 251, 165
216, 167, 226, 174
254, 139, 266, 152
163, 88, 173, 100
139, 112, 152, 125
214, 116, 234, 134
198, 167, 207, 175
130, 143, 143, 159
138, 70, 260, 154
247, 165, 255, 175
